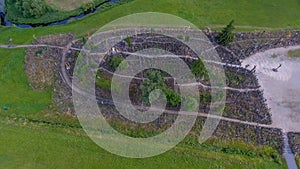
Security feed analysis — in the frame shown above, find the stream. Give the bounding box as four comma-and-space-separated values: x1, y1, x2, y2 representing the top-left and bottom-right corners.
283, 133, 298, 169
0, 0, 118, 28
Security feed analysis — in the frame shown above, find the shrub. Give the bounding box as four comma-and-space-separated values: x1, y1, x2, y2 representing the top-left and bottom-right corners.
163, 88, 181, 106
82, 2, 95, 13
183, 96, 198, 111
109, 56, 128, 71
125, 36, 132, 47
191, 59, 209, 80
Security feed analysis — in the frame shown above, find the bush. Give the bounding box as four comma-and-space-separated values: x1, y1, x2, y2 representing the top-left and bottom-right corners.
226, 70, 245, 85
125, 36, 132, 47
109, 56, 128, 71
183, 96, 198, 111
95, 78, 121, 93
163, 88, 181, 106
82, 2, 95, 13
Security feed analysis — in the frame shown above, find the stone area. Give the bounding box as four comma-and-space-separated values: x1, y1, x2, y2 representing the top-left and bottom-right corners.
95, 33, 272, 124
224, 90, 271, 124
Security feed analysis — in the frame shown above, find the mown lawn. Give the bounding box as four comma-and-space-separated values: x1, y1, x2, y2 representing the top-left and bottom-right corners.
0, 48, 51, 116
0, 117, 288, 169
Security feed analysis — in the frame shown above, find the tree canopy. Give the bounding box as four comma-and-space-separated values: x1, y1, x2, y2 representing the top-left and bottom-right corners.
15, 0, 49, 18
82, 2, 95, 13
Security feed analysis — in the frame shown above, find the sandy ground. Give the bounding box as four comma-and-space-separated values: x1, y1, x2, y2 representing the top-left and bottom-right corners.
242, 45, 300, 132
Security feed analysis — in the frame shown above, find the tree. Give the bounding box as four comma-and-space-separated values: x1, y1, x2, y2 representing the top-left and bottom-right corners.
217, 20, 235, 46
15, 0, 48, 18
191, 59, 209, 80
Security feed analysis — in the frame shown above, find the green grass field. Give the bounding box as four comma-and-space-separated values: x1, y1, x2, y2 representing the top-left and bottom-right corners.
0, 116, 288, 169
0, 48, 51, 116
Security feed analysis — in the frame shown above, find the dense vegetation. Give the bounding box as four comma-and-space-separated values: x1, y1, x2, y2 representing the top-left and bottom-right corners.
5, 0, 133, 25
15, 0, 49, 18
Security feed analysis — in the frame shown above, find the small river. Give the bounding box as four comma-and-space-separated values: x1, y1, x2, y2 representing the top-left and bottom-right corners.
0, 0, 118, 28
0, 0, 4, 23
